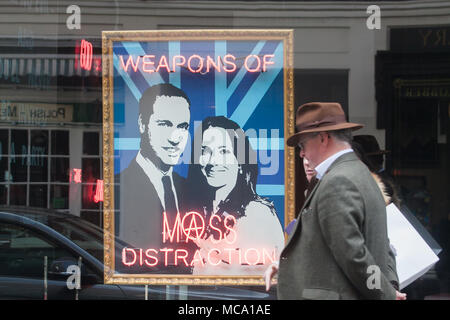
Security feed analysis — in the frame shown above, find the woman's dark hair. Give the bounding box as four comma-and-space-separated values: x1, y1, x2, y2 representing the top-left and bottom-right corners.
186, 116, 269, 220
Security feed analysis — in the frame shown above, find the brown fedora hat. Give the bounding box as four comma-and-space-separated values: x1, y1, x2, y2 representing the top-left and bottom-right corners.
286, 102, 363, 147
353, 135, 389, 156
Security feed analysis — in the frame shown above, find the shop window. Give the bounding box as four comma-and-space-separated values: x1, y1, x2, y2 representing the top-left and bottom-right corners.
9, 185, 26, 206
0, 186, 7, 205
51, 130, 69, 155
50, 185, 69, 209
83, 132, 99, 155
11, 130, 27, 155
29, 185, 47, 208
50, 157, 69, 182
10, 157, 28, 182
80, 132, 102, 227
0, 130, 8, 154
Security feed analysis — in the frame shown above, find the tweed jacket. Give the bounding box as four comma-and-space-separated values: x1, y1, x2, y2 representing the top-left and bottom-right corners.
278, 152, 397, 300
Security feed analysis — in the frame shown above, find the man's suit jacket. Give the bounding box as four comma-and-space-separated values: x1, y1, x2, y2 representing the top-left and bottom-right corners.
278, 152, 397, 300
115, 158, 193, 273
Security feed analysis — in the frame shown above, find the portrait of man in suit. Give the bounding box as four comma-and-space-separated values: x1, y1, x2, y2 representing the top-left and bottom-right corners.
265, 102, 405, 300
115, 83, 193, 273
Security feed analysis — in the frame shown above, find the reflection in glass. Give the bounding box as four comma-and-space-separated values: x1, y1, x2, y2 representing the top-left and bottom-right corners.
30, 130, 48, 155
0, 185, 7, 205
51, 130, 69, 155
50, 185, 68, 209
50, 157, 69, 182
30, 157, 48, 182
81, 211, 101, 227
82, 158, 100, 183
10, 157, 27, 182
82, 184, 100, 210
83, 132, 99, 155
29, 185, 47, 208
0, 157, 8, 182
11, 130, 28, 155
10, 184, 26, 206
0, 130, 9, 154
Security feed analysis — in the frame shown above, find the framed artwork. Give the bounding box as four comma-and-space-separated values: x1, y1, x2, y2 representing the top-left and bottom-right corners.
102, 29, 294, 285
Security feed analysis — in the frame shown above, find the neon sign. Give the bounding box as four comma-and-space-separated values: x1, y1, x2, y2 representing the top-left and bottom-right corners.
94, 179, 104, 203
121, 211, 277, 268
75, 39, 93, 71
119, 54, 275, 74
69, 168, 82, 183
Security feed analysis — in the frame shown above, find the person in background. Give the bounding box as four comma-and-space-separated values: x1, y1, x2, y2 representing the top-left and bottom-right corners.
351, 138, 400, 291
265, 102, 405, 300
285, 158, 317, 236
353, 135, 402, 208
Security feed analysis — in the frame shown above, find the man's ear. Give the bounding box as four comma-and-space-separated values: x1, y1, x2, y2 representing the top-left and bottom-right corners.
138, 114, 145, 134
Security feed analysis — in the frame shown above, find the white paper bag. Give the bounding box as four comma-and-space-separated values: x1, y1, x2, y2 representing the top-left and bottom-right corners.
386, 203, 439, 290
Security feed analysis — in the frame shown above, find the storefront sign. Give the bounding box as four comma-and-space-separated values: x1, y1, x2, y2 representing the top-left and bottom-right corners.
390, 26, 450, 52
102, 29, 294, 285
0, 101, 73, 124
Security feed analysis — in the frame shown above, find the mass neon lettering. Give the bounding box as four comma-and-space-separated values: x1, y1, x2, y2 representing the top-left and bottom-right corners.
121, 247, 277, 267
119, 54, 275, 74
121, 211, 277, 267
162, 211, 236, 244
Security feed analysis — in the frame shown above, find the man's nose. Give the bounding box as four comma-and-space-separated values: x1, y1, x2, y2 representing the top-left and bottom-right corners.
168, 129, 183, 145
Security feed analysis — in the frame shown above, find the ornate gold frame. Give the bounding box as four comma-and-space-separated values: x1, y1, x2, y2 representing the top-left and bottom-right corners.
102, 29, 295, 285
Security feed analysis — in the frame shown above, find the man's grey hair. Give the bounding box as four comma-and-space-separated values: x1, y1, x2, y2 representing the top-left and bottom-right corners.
327, 129, 353, 144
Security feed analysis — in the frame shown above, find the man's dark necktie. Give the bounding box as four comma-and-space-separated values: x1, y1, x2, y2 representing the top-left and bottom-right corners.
162, 175, 177, 217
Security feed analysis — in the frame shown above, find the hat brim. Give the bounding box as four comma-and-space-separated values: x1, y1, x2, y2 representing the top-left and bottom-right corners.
286, 122, 363, 147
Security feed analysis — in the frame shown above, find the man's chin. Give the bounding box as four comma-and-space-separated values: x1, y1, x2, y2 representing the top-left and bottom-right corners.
160, 154, 181, 166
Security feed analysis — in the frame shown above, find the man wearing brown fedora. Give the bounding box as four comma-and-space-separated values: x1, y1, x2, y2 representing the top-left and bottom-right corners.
265, 102, 404, 300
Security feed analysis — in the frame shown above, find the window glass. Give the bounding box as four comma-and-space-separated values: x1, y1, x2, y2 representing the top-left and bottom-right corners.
0, 222, 96, 279
50, 185, 68, 209
10, 158, 27, 182
9, 185, 26, 206
50, 158, 69, 183
11, 130, 27, 156
29, 185, 47, 208
83, 132, 99, 155
51, 131, 69, 155
0, 130, 9, 154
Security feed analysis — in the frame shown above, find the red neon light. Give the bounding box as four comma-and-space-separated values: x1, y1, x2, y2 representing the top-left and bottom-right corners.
224, 215, 237, 244
120, 55, 140, 72
142, 55, 155, 73
163, 212, 183, 243
70, 168, 82, 184
182, 211, 205, 241
244, 54, 261, 72
121, 247, 278, 268
190, 249, 205, 267
80, 39, 93, 71
117, 53, 275, 74
206, 55, 221, 73
172, 55, 186, 73
144, 249, 158, 267
156, 55, 170, 73
187, 54, 204, 73
94, 179, 104, 203
222, 54, 237, 72
209, 214, 223, 244
175, 249, 189, 267
207, 248, 221, 266
263, 54, 275, 72
160, 248, 174, 267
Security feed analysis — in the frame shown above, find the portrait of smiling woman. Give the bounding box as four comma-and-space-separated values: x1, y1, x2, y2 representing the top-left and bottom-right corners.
186, 116, 284, 275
